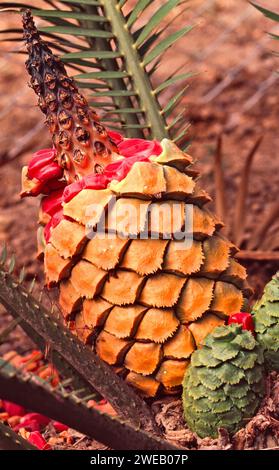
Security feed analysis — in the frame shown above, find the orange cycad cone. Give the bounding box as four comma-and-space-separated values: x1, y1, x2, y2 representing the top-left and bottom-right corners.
21, 11, 251, 397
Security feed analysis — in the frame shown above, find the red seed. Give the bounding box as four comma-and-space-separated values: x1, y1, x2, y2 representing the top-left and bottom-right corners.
44, 209, 64, 242
83, 173, 109, 190
62, 180, 84, 203
28, 148, 57, 179
228, 312, 255, 334
52, 421, 69, 432
2, 401, 26, 417
118, 138, 162, 159
108, 130, 123, 145
34, 162, 63, 183
28, 431, 52, 450
41, 189, 64, 217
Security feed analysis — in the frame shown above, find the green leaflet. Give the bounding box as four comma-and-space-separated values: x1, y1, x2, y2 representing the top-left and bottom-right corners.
32, 9, 109, 22
134, 0, 181, 47
126, 0, 153, 28
252, 3, 279, 22
143, 25, 194, 66
39, 25, 114, 38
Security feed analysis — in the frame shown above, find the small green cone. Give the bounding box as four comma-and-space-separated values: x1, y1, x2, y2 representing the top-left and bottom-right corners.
182, 324, 265, 438
252, 272, 279, 371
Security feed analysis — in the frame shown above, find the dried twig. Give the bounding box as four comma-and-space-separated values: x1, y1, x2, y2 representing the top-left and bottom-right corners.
236, 250, 279, 262
0, 122, 45, 166
248, 202, 279, 250
233, 136, 263, 246
214, 134, 227, 230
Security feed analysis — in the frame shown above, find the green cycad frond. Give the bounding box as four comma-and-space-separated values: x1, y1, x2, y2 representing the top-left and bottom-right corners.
251, 2, 279, 23
252, 3, 279, 44
0, 0, 195, 144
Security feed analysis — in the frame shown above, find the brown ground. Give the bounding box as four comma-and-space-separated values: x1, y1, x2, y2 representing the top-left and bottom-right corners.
0, 0, 279, 450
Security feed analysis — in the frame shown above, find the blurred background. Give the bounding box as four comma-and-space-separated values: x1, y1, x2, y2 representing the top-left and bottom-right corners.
0, 0, 278, 298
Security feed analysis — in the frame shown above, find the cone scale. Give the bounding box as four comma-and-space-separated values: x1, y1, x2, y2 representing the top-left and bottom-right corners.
21, 11, 251, 397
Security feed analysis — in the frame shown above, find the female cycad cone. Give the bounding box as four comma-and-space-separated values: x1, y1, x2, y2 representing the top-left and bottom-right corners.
21, 11, 251, 397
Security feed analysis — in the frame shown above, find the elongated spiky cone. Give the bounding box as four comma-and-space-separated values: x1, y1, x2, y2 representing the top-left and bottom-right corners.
182, 324, 265, 438
252, 272, 279, 371
22, 10, 119, 182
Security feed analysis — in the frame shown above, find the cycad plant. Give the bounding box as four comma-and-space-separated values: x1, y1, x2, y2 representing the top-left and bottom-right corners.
0, 0, 277, 451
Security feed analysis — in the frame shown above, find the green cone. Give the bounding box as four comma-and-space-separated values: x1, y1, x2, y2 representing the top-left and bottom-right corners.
182, 324, 265, 438
252, 272, 279, 371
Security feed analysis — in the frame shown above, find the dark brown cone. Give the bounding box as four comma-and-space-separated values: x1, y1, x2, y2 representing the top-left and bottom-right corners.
22, 9, 119, 182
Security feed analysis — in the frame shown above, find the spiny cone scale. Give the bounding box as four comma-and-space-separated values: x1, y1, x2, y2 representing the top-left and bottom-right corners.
22, 9, 120, 183
21, 12, 251, 397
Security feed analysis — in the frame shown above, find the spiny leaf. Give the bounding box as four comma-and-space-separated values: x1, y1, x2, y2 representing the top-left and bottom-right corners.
0, 367, 178, 450
39, 25, 114, 39
8, 254, 15, 274
76, 71, 130, 79
162, 85, 188, 116
28, 276, 36, 293
134, 0, 182, 47
18, 267, 26, 283
143, 25, 193, 66
59, 0, 101, 4
0, 318, 21, 344
0, 422, 36, 450
126, 0, 153, 28
155, 72, 195, 94
251, 2, 279, 23
0, 262, 158, 433
62, 50, 122, 60
32, 9, 110, 22
0, 245, 7, 265
90, 90, 137, 97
